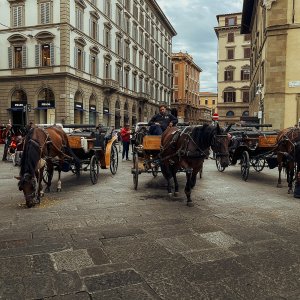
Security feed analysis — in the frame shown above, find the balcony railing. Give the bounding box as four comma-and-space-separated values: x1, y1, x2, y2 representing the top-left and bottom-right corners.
102, 79, 120, 93
137, 92, 150, 103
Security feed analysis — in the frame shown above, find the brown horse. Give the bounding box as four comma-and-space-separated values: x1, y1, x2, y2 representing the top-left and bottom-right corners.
160, 123, 230, 206
275, 127, 300, 194
17, 126, 79, 208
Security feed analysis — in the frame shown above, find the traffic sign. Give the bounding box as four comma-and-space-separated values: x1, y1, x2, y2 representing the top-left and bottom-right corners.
212, 113, 219, 121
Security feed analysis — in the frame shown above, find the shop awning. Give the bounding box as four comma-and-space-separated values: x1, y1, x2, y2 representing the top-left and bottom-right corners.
74, 107, 87, 112
34, 107, 55, 110
7, 107, 24, 111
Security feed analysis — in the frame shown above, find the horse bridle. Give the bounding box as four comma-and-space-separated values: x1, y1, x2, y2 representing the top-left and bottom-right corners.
211, 134, 229, 157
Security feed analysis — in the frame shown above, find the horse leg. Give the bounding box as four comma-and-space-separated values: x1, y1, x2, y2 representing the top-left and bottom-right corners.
288, 164, 294, 194
277, 162, 283, 188
172, 166, 179, 197
57, 169, 62, 192
44, 162, 54, 193
161, 164, 173, 197
185, 168, 194, 207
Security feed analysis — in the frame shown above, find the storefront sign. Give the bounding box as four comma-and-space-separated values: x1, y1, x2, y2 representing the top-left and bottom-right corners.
103, 107, 109, 114
37, 100, 55, 108
11, 101, 26, 108
74, 102, 83, 109
89, 105, 96, 111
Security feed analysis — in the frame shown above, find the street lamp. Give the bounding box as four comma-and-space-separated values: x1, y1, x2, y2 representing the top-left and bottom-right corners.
256, 83, 263, 124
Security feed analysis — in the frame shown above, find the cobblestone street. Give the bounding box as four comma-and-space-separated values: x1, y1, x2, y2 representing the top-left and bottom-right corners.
0, 145, 300, 299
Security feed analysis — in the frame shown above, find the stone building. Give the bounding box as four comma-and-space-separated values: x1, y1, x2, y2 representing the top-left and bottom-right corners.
199, 92, 217, 114
215, 12, 250, 126
171, 51, 206, 124
0, 0, 176, 128
242, 0, 300, 129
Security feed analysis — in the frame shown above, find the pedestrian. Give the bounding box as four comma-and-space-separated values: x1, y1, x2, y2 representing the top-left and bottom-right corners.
120, 123, 131, 161
148, 104, 178, 135
2, 124, 13, 161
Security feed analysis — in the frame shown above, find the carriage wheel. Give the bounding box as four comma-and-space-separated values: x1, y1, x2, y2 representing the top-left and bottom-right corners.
252, 158, 266, 172
110, 143, 119, 175
132, 153, 139, 190
42, 163, 53, 184
241, 151, 250, 181
216, 156, 226, 172
90, 155, 99, 184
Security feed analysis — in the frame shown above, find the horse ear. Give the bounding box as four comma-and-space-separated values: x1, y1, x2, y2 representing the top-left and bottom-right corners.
14, 176, 21, 180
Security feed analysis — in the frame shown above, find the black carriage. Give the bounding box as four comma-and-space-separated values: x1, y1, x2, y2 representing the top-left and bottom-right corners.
217, 124, 279, 181
43, 124, 119, 185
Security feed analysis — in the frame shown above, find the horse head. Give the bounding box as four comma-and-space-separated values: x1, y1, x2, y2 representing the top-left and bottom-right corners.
17, 173, 38, 207
211, 124, 230, 168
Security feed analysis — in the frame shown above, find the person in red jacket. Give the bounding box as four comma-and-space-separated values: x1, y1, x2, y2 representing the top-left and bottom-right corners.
120, 123, 131, 161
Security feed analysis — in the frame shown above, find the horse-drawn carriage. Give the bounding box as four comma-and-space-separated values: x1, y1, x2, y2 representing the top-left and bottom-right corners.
216, 124, 279, 181
18, 124, 119, 208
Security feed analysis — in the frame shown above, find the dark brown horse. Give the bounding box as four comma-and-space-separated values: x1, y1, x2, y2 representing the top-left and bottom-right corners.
275, 127, 300, 194
160, 123, 230, 206
17, 126, 79, 208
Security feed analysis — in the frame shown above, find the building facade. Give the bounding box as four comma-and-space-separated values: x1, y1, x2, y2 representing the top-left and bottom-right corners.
171, 52, 207, 124
215, 13, 250, 126
242, 0, 300, 130
199, 92, 217, 114
0, 0, 176, 128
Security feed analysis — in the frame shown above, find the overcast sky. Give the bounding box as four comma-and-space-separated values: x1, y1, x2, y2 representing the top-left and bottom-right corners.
156, 0, 243, 93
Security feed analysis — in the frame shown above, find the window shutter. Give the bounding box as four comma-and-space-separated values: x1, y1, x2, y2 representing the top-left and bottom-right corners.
8, 47, 13, 69
97, 24, 99, 41
50, 43, 55, 65
13, 6, 22, 27
22, 46, 27, 68
89, 19, 92, 37
40, 3, 45, 24
83, 51, 86, 71
35, 45, 40, 66
74, 47, 78, 68
89, 55, 91, 74
96, 57, 99, 77
18, 6, 22, 27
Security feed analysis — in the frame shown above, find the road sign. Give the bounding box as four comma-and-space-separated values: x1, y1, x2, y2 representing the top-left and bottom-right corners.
212, 113, 219, 121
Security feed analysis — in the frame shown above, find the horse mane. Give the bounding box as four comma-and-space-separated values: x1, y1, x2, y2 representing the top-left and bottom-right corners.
20, 128, 42, 176
191, 124, 219, 149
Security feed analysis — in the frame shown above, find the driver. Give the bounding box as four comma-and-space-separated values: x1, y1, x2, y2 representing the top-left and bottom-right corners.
148, 104, 178, 135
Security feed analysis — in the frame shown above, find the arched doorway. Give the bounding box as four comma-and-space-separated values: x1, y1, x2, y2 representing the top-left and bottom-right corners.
9, 89, 27, 126
103, 97, 110, 126
36, 88, 55, 124
115, 100, 121, 129
74, 91, 84, 124
89, 94, 97, 125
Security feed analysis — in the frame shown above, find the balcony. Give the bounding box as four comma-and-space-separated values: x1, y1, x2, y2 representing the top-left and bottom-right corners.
137, 92, 150, 103
102, 79, 120, 93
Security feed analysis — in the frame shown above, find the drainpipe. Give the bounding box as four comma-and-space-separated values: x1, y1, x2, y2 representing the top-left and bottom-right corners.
292, 0, 295, 23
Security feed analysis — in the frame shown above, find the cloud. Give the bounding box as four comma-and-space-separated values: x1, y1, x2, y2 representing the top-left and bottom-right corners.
156, 0, 243, 92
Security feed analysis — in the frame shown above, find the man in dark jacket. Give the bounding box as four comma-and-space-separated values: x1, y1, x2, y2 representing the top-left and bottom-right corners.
148, 104, 178, 135
2, 124, 13, 161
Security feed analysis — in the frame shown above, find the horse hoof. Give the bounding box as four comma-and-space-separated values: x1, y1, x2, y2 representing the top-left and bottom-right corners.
187, 201, 194, 207
174, 192, 179, 197
40, 191, 44, 197
277, 184, 282, 188
57, 188, 61, 192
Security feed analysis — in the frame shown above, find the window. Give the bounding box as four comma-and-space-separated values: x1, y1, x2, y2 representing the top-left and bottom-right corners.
241, 68, 250, 80
104, 27, 111, 48
139, 10, 144, 27
139, 52, 143, 69
116, 5, 122, 27
132, 47, 137, 65
225, 16, 236, 26
90, 55, 98, 76
242, 90, 250, 102
103, 60, 111, 78
125, 0, 131, 12
8, 46, 27, 69
104, 0, 111, 17
116, 35, 122, 56
125, 71, 129, 89
39, 1, 51, 24
74, 47, 85, 71
124, 41, 130, 61
227, 33, 234, 43
227, 48, 234, 60
124, 14, 131, 34
224, 89, 236, 102
76, 6, 84, 31
133, 2, 138, 19
35, 43, 54, 67
205, 99, 208, 105
12, 5, 24, 27
132, 22, 138, 40
133, 74, 137, 91
139, 28, 144, 47
115, 66, 122, 84
226, 111, 235, 117
224, 70, 234, 81
244, 47, 250, 59
90, 17, 99, 40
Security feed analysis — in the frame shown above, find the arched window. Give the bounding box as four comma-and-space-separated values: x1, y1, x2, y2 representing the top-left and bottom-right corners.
242, 111, 249, 116
226, 111, 234, 117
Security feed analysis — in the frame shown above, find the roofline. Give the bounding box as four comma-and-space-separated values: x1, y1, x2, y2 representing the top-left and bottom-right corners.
216, 12, 242, 21
241, 0, 255, 34
148, 0, 177, 36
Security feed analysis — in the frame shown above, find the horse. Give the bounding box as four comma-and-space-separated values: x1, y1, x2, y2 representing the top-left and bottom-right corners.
16, 126, 80, 208
275, 127, 300, 194
159, 123, 230, 206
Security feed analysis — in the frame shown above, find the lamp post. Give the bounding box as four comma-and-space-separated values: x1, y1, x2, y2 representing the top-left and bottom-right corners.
256, 83, 263, 124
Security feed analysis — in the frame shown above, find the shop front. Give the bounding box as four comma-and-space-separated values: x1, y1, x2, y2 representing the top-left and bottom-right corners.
74, 102, 84, 124
35, 100, 55, 124
89, 105, 97, 125
8, 101, 27, 126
